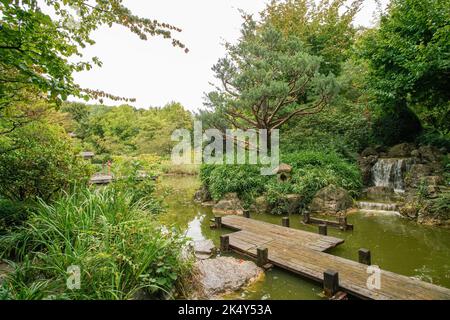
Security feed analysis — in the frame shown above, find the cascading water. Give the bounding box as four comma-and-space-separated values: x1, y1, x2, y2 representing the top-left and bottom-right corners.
371, 158, 414, 193
358, 158, 415, 216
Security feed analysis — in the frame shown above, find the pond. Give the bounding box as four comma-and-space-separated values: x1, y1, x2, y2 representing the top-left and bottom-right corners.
157, 175, 450, 300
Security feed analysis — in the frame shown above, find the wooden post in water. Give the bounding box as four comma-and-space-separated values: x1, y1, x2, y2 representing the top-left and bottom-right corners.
318, 223, 327, 236
215, 216, 222, 229
243, 210, 250, 218
323, 270, 339, 298
220, 235, 229, 252
282, 217, 290, 227
303, 210, 310, 224
358, 248, 371, 265
257, 247, 268, 267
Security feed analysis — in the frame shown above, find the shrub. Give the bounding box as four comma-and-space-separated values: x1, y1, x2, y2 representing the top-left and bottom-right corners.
0, 187, 191, 300
0, 123, 92, 202
0, 199, 33, 234
200, 164, 270, 205
199, 150, 362, 212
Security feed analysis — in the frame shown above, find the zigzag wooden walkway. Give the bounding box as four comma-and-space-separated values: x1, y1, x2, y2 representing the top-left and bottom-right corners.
220, 215, 450, 300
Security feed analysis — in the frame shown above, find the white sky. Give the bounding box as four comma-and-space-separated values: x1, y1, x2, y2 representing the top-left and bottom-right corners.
72, 0, 389, 112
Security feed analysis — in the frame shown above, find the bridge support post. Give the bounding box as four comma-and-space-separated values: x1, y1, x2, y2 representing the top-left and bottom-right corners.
243, 210, 250, 218
318, 223, 327, 236
282, 217, 290, 227
323, 270, 339, 298
220, 235, 229, 252
303, 211, 310, 224
358, 248, 371, 265
257, 247, 268, 267
215, 216, 222, 229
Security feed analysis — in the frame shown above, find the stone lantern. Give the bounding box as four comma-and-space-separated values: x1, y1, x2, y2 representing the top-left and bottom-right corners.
273, 163, 292, 182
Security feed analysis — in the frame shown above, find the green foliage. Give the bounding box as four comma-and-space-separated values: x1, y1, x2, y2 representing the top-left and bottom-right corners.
0, 122, 92, 202
0, 187, 190, 300
63, 102, 193, 157
357, 0, 450, 133
206, 17, 338, 131
200, 164, 270, 205
200, 150, 361, 212
371, 106, 422, 146
109, 155, 163, 208
261, 0, 363, 75
283, 150, 362, 201
0, 199, 32, 234
417, 130, 450, 151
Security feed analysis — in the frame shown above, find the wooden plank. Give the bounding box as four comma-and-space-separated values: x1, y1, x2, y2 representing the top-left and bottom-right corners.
226, 229, 450, 300
221, 215, 344, 252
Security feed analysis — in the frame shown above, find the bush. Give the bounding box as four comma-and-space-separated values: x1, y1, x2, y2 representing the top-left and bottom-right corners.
283, 150, 362, 204
199, 150, 362, 212
0, 122, 92, 202
200, 164, 270, 205
0, 199, 32, 234
0, 187, 191, 300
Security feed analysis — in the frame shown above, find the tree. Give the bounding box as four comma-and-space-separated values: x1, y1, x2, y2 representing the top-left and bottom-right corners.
206, 17, 338, 133
358, 0, 450, 134
0, 121, 91, 201
0, 0, 187, 133
261, 0, 363, 75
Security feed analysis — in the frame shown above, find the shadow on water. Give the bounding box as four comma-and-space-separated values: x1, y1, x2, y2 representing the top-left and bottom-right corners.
157, 175, 450, 300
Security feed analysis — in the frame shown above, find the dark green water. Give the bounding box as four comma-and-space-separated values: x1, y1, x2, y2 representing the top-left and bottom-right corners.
157, 175, 450, 300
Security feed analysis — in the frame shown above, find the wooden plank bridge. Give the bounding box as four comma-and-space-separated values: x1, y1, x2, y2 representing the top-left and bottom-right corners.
218, 215, 450, 300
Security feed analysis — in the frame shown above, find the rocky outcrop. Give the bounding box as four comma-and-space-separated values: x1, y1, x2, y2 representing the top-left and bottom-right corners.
193, 240, 216, 260
358, 155, 379, 186
310, 185, 353, 215
193, 257, 264, 299
271, 194, 302, 215
194, 186, 212, 203
387, 143, 415, 158
213, 193, 244, 215
362, 186, 396, 201
251, 196, 271, 214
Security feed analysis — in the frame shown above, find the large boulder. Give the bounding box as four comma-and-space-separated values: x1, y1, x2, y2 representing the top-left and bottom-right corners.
417, 145, 443, 163
252, 196, 271, 214
358, 155, 378, 186
361, 147, 378, 157
310, 185, 353, 215
387, 143, 415, 158
271, 194, 303, 215
194, 186, 212, 203
405, 164, 433, 188
213, 193, 244, 215
193, 257, 264, 299
193, 240, 216, 260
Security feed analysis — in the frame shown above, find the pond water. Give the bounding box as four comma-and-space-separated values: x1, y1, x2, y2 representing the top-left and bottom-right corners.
157, 175, 450, 300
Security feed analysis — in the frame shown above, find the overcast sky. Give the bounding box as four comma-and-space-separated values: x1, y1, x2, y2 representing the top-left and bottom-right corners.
72, 0, 388, 112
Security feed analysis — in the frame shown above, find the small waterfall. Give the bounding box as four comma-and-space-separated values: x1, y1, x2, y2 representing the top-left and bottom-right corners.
357, 201, 401, 216
371, 158, 414, 193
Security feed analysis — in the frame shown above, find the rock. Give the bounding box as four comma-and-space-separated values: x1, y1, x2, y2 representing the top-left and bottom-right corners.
193, 240, 216, 260
272, 194, 302, 215
405, 164, 433, 188
358, 155, 378, 186
213, 193, 244, 215
310, 185, 353, 215
387, 143, 415, 158
362, 186, 395, 201
194, 186, 212, 203
361, 147, 378, 157
399, 202, 419, 219
411, 149, 420, 158
418, 145, 443, 163
193, 257, 264, 299
252, 196, 271, 214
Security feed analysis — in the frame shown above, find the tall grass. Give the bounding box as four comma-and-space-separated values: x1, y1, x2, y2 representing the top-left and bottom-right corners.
0, 187, 191, 300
